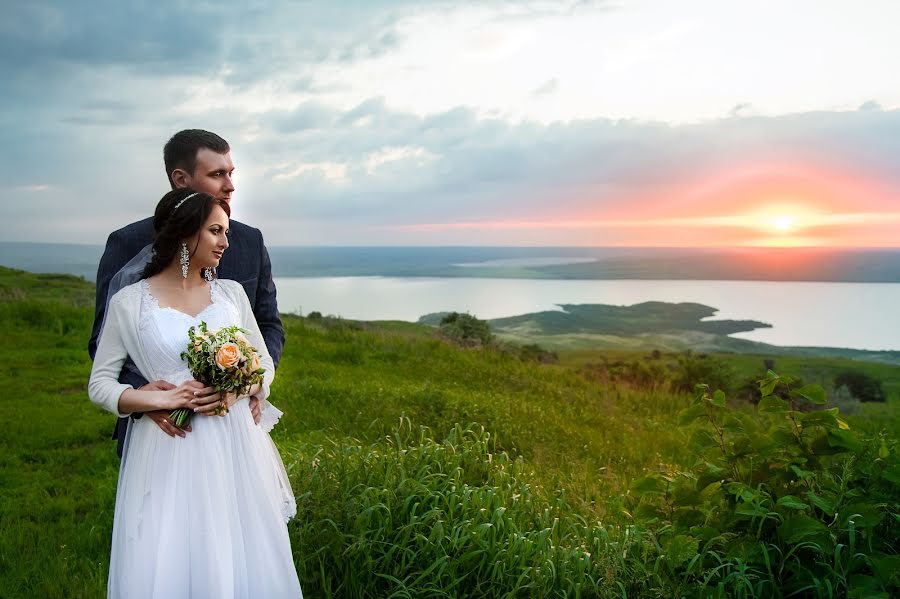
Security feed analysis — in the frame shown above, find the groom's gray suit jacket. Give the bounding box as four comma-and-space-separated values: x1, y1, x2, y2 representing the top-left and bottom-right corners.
88, 216, 285, 457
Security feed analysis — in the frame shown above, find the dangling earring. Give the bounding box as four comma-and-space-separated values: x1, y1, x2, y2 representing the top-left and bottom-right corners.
203, 267, 215, 282
180, 243, 190, 278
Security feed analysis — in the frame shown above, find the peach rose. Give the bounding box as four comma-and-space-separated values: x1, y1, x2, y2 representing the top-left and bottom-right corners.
215, 342, 242, 370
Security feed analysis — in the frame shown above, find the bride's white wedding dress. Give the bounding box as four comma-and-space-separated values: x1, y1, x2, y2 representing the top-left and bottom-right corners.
92, 280, 302, 598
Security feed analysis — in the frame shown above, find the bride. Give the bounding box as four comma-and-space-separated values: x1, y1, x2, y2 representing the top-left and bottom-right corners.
89, 188, 303, 598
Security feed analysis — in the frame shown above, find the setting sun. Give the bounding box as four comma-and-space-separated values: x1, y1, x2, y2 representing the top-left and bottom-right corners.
771, 215, 796, 233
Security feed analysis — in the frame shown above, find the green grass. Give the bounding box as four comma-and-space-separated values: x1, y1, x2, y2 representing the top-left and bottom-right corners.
0, 266, 897, 598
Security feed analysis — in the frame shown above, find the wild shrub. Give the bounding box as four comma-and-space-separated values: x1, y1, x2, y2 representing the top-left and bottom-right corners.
515, 343, 559, 364
439, 312, 493, 348
834, 370, 886, 403
620, 359, 670, 389
629, 371, 900, 597
671, 351, 734, 393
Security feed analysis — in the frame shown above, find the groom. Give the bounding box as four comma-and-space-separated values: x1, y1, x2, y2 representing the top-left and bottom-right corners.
89, 129, 285, 456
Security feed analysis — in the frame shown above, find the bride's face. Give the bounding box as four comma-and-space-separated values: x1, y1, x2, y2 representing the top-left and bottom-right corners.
188, 204, 230, 269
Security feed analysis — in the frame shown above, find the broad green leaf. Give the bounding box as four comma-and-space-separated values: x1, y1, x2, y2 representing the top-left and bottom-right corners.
678, 403, 707, 426
635, 502, 664, 520
631, 475, 665, 495
735, 503, 769, 519
882, 464, 900, 485
776, 495, 809, 511
673, 485, 701, 507
842, 503, 885, 528
778, 515, 828, 545
795, 384, 827, 405
699, 481, 722, 500
672, 507, 705, 529
758, 395, 789, 413
759, 380, 778, 397
688, 429, 717, 452
870, 553, 900, 586
827, 428, 861, 452
665, 534, 699, 568
709, 389, 726, 407
696, 463, 727, 489
806, 492, 836, 516
723, 413, 750, 434
845, 575, 888, 598
799, 408, 839, 428
759, 371, 780, 396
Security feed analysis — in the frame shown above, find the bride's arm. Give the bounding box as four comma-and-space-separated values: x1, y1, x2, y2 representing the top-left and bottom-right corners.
88, 294, 137, 417
89, 293, 210, 416
117, 382, 213, 414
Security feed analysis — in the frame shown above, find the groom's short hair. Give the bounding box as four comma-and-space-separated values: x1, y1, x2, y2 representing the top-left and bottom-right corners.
164, 129, 230, 188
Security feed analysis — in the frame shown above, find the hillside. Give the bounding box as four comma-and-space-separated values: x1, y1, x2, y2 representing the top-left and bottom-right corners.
420, 302, 900, 364
1, 266, 897, 598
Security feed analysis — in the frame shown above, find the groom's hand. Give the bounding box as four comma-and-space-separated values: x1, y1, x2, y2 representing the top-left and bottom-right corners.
248, 396, 261, 425
140, 380, 191, 438
147, 410, 191, 437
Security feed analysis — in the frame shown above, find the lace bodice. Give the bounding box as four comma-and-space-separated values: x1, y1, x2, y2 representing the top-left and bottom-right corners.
137, 279, 242, 385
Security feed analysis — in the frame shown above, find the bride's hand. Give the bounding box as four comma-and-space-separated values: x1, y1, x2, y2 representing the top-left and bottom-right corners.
157, 380, 216, 411
193, 390, 238, 417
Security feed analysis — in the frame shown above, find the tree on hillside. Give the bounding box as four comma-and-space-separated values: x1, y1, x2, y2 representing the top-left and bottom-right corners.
439, 312, 493, 348
834, 370, 886, 402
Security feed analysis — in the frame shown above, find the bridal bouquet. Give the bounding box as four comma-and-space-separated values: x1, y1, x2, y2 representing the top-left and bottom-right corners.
169, 321, 266, 428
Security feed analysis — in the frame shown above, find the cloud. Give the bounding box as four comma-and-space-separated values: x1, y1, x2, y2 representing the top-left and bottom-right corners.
531, 78, 559, 97
2, 1, 900, 246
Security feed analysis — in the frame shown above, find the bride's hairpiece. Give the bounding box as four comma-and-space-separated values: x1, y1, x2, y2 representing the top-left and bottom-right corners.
172, 192, 200, 213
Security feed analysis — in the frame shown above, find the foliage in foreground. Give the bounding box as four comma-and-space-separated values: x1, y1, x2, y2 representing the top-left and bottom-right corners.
2, 267, 898, 598
291, 421, 634, 598
632, 373, 900, 597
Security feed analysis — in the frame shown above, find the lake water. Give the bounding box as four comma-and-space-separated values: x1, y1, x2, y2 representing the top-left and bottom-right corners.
274, 277, 900, 351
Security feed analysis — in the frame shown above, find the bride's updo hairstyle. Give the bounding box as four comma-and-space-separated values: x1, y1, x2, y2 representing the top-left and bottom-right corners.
142, 188, 231, 279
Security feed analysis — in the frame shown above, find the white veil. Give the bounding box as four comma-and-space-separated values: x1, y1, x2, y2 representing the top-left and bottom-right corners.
97, 244, 154, 345
107, 243, 154, 306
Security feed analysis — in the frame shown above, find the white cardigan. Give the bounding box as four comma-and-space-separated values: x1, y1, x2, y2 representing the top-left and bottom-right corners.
88, 279, 276, 418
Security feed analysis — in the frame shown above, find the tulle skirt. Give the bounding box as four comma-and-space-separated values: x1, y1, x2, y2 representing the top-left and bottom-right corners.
108, 399, 302, 598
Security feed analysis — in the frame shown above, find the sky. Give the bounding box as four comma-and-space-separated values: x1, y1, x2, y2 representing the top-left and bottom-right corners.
2, 0, 899, 247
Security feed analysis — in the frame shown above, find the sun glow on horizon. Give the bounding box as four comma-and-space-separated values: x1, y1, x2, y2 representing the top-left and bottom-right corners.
771, 215, 796, 233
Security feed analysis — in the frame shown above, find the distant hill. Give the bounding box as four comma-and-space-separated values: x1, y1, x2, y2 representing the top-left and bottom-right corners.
420, 302, 900, 364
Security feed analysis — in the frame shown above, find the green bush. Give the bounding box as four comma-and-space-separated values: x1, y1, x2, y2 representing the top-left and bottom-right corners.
515, 343, 559, 364
671, 351, 734, 394
629, 371, 900, 597
439, 312, 493, 348
834, 370, 886, 403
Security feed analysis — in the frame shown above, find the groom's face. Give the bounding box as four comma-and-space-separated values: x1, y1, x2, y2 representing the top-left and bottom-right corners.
176, 148, 235, 205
